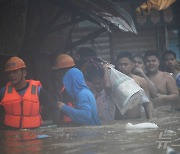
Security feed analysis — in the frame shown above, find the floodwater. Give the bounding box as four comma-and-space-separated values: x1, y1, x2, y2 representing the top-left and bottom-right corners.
0, 106, 180, 154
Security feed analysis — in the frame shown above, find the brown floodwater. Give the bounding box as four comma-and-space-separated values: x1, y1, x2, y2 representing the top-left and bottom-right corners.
0, 106, 180, 154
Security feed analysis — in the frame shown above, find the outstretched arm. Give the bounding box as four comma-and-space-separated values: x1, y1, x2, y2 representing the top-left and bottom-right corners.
133, 67, 158, 98
59, 102, 93, 125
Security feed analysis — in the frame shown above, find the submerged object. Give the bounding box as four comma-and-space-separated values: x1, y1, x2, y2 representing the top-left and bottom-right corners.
166, 146, 180, 154
36, 134, 51, 139
126, 122, 159, 129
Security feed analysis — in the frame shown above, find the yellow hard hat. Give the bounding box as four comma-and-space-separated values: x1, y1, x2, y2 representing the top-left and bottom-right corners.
51, 54, 75, 70
5, 57, 26, 72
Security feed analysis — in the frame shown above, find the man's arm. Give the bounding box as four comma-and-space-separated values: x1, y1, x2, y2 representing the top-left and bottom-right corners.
141, 89, 153, 119
58, 93, 99, 125
135, 77, 153, 119
143, 101, 153, 119
39, 87, 61, 126
158, 74, 179, 102
103, 64, 112, 95
133, 68, 158, 98
60, 102, 93, 125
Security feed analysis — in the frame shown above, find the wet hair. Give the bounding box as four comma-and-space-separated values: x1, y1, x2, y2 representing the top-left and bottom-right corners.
162, 50, 176, 61
115, 51, 132, 69
132, 53, 144, 61
116, 51, 133, 61
144, 51, 159, 60
84, 58, 104, 82
76, 47, 97, 69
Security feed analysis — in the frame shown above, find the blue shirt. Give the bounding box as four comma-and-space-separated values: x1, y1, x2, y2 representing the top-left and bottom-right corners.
62, 68, 101, 125
0, 83, 41, 100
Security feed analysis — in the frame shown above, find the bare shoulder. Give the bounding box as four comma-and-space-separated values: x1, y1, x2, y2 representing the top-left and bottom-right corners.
162, 71, 175, 81
132, 74, 145, 81
132, 74, 146, 86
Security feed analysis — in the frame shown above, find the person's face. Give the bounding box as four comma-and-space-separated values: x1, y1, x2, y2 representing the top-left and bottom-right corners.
55, 69, 67, 83
133, 57, 144, 70
164, 54, 177, 71
7, 69, 26, 85
145, 56, 159, 73
116, 57, 133, 75
92, 77, 104, 94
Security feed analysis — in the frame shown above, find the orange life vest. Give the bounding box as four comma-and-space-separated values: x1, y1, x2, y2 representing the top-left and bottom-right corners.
1, 80, 42, 128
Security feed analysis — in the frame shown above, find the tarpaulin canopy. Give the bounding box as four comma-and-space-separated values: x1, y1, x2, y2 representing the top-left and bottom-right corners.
0, 0, 137, 56
60, 0, 137, 34
137, 0, 176, 14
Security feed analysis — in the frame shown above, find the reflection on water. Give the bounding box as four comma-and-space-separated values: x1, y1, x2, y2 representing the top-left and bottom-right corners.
0, 130, 42, 154
0, 106, 180, 154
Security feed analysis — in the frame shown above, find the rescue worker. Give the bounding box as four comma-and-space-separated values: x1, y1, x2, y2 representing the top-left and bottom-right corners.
0, 57, 60, 129
51, 54, 75, 124
57, 68, 101, 125
162, 50, 180, 81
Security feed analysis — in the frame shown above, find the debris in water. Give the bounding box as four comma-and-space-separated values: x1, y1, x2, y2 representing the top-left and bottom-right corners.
164, 129, 177, 136
126, 122, 159, 129
166, 146, 180, 154
36, 135, 51, 139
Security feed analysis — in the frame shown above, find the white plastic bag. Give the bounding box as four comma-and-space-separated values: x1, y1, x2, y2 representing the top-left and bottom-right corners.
109, 67, 143, 115
126, 122, 159, 129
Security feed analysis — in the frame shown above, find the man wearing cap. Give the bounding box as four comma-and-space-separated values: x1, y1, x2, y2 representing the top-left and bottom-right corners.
0, 57, 60, 129
52, 54, 76, 125
52, 54, 76, 85
52, 54, 101, 125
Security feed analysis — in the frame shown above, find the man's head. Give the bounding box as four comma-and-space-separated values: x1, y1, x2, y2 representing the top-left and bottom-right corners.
84, 59, 104, 93
144, 51, 160, 74
162, 50, 177, 73
5, 57, 27, 86
115, 51, 133, 76
76, 47, 97, 69
51, 54, 75, 83
132, 54, 145, 70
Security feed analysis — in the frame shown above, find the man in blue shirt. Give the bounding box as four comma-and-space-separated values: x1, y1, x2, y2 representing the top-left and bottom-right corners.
58, 68, 101, 125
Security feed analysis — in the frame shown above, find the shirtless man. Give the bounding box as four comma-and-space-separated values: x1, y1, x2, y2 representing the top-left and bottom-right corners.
162, 50, 180, 81
115, 51, 152, 119
132, 54, 159, 98
144, 51, 179, 107
84, 59, 116, 124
